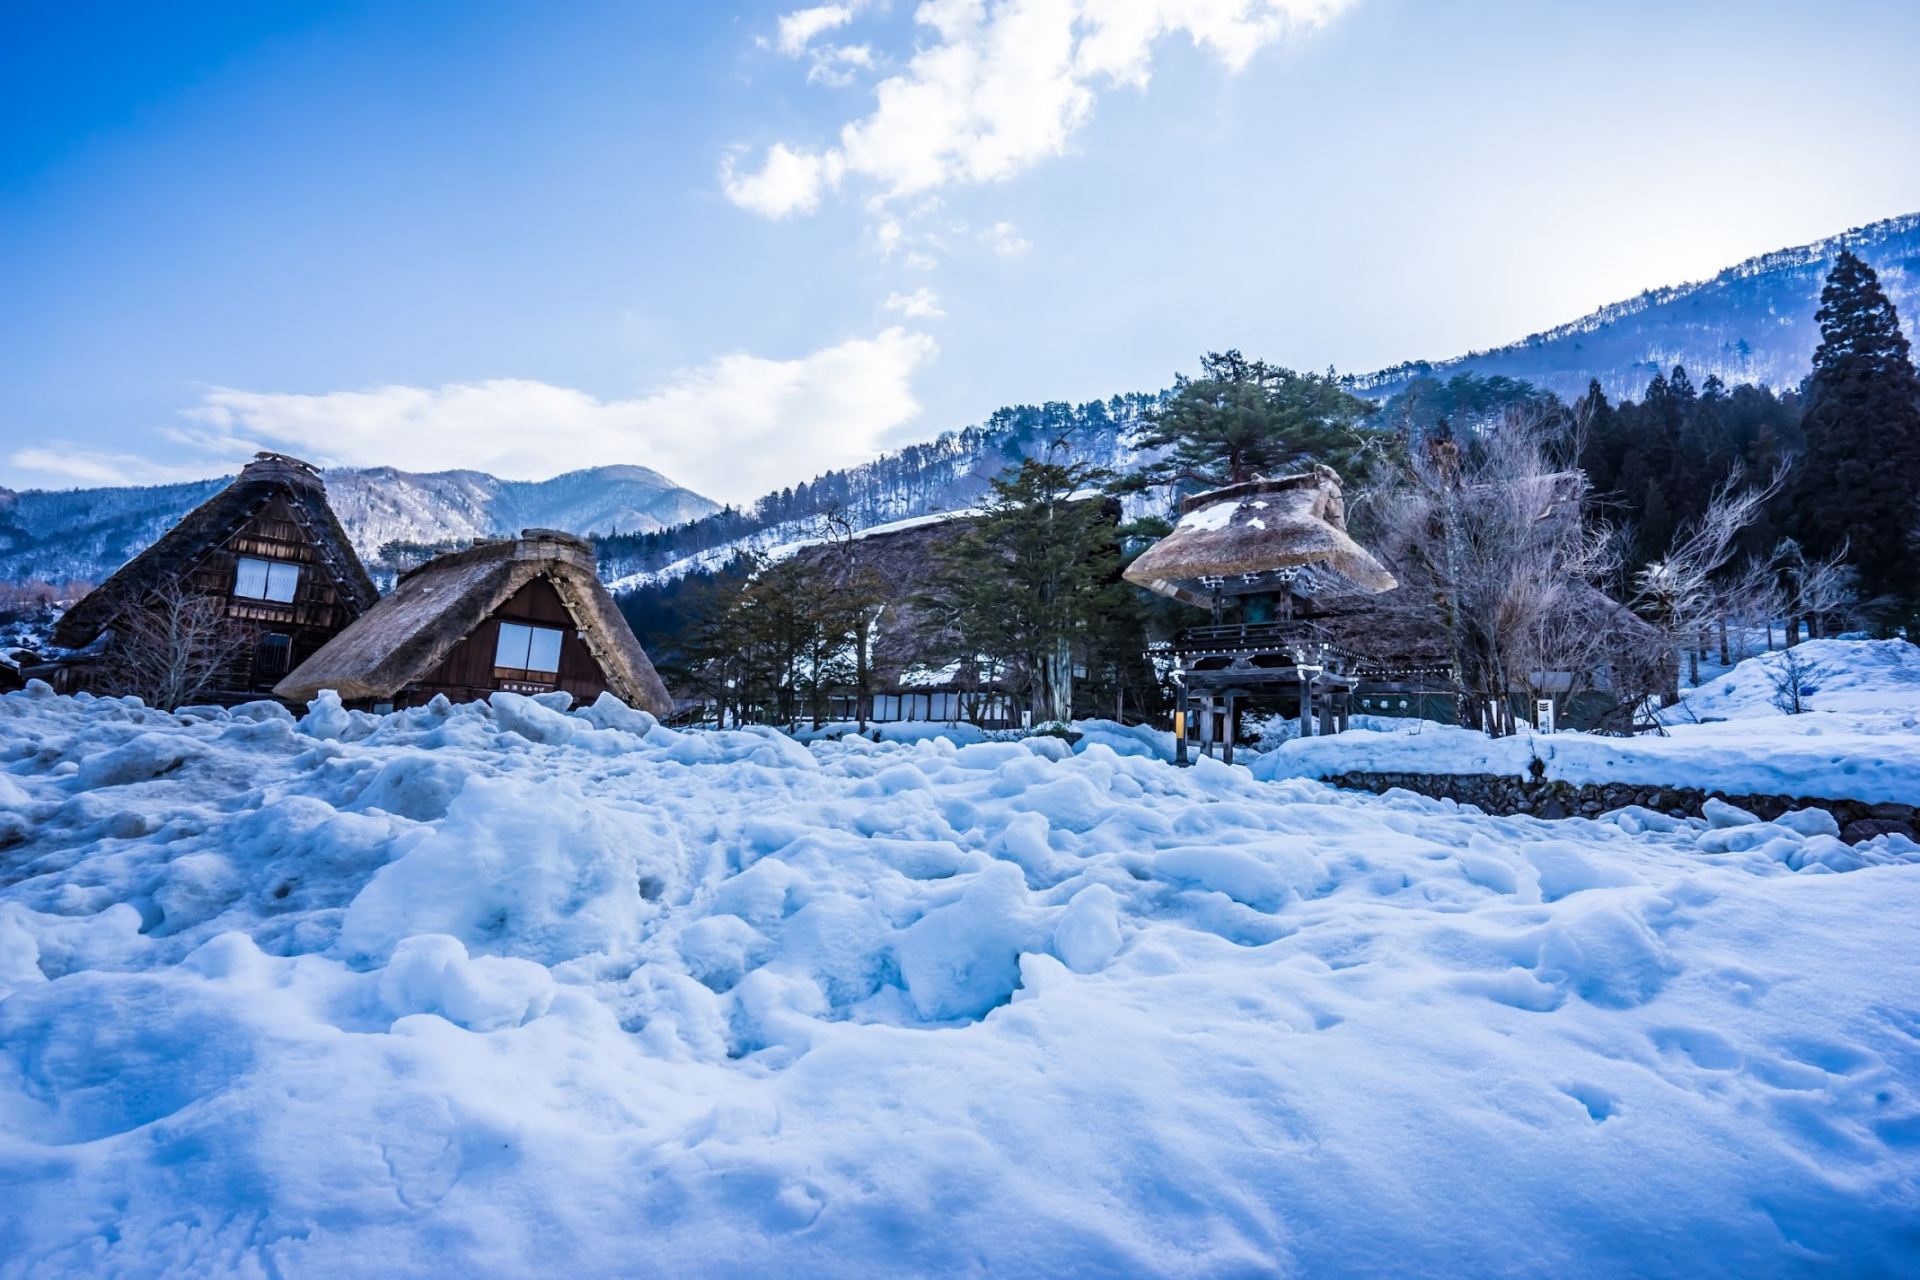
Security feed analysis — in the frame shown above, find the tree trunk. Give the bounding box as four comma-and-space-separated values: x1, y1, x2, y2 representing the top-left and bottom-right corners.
1044, 637, 1073, 725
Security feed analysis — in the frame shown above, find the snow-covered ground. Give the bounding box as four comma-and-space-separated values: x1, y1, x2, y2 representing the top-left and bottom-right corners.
1668, 636, 1920, 721
2, 681, 1919, 1276
1265, 640, 1920, 804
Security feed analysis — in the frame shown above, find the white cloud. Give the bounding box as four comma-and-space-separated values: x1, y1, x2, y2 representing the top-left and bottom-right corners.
773, 5, 879, 87
11, 330, 939, 505
5, 447, 221, 488
776, 3, 859, 56
807, 43, 875, 87
982, 220, 1030, 256
884, 287, 946, 318
720, 142, 846, 219
727, 0, 1355, 216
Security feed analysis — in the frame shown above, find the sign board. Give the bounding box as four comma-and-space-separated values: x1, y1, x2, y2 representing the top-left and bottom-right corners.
1534, 698, 1557, 734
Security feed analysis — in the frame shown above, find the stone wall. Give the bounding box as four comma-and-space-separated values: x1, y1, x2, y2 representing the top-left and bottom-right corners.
1320, 769, 1919, 846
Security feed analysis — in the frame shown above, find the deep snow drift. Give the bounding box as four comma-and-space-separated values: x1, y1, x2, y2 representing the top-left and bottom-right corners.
2, 681, 1918, 1277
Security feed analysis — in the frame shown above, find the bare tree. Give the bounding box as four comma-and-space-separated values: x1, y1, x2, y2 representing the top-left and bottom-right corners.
97, 582, 252, 709
1720, 555, 1786, 660
1772, 538, 1857, 644
1633, 467, 1786, 690
1359, 410, 1632, 735
813, 504, 889, 731
1767, 646, 1813, 714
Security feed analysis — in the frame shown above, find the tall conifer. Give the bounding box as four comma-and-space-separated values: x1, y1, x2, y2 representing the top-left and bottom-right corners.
1793, 250, 1920, 603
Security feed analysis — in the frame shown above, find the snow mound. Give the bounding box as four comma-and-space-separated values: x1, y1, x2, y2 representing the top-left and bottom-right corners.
1674, 637, 1920, 720
1, 686, 1918, 1275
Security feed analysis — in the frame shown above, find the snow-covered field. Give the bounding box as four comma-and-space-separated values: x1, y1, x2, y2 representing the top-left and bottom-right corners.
3, 678, 1919, 1276
1266, 639, 1920, 804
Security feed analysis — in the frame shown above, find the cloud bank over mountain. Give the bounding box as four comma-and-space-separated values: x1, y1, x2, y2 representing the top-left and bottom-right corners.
14, 329, 937, 507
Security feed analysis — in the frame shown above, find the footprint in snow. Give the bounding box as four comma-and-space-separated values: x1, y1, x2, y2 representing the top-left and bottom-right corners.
1649, 1025, 1745, 1071
1561, 1082, 1621, 1123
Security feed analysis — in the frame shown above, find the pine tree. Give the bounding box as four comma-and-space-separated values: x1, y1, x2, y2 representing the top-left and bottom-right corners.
1121, 350, 1379, 496
920, 455, 1127, 726
1574, 379, 1621, 496
1793, 250, 1920, 604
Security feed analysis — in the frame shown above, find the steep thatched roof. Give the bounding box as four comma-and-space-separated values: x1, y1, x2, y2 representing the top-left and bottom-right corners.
53, 453, 377, 648
273, 530, 671, 714
1124, 466, 1396, 606
782, 510, 987, 681
780, 497, 1123, 685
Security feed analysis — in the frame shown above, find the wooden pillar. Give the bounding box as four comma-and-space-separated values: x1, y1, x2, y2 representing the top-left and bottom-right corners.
1222, 693, 1237, 766
1297, 672, 1313, 739
1318, 683, 1335, 737
1172, 688, 1184, 764
1334, 688, 1350, 733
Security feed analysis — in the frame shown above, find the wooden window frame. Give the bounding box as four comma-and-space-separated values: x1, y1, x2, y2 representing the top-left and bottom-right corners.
255, 632, 293, 676
234, 555, 301, 603
493, 620, 565, 685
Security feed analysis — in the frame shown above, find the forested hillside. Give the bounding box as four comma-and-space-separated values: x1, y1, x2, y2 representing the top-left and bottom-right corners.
593, 394, 1161, 586
1352, 212, 1920, 402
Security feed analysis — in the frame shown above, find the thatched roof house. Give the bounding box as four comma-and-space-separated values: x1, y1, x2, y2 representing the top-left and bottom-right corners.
1124, 466, 1397, 608
782, 512, 974, 685
275, 529, 670, 715
48, 452, 377, 703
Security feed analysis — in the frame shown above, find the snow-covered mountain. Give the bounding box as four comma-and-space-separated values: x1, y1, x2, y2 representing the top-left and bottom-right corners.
326, 464, 718, 557
595, 396, 1160, 589
1351, 212, 1920, 402
0, 464, 718, 585
607, 213, 1920, 591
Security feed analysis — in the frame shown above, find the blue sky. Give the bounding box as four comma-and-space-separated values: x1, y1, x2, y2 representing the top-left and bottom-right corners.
4, 0, 1919, 503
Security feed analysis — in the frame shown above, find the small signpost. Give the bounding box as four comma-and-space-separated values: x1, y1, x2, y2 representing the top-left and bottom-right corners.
1535, 698, 1557, 734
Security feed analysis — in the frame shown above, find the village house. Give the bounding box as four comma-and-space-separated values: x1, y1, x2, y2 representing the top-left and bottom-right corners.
43, 452, 377, 704
274, 528, 671, 715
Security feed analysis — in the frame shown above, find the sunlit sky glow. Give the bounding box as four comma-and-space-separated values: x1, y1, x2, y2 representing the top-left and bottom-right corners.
4, 0, 1918, 502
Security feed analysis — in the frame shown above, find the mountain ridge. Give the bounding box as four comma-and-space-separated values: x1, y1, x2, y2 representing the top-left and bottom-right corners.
9, 210, 1918, 593
1348, 211, 1920, 401
0, 463, 720, 585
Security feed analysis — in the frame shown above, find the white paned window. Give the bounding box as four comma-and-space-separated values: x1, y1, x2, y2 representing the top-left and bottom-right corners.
494, 622, 564, 674
234, 557, 300, 602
